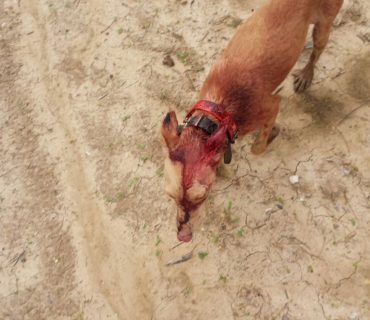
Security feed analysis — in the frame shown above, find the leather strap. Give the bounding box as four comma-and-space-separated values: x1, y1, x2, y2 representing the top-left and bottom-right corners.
185, 115, 218, 135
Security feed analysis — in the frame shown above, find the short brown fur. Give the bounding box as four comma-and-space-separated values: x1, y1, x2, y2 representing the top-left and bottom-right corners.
161, 0, 343, 242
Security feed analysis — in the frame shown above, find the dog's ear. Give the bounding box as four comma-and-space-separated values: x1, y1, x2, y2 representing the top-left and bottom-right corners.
161, 111, 180, 151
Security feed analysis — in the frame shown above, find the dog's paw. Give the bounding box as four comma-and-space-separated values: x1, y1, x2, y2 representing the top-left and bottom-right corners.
251, 142, 266, 155
293, 67, 314, 93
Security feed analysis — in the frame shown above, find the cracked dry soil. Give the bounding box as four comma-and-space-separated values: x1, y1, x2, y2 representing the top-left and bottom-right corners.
1, 0, 370, 319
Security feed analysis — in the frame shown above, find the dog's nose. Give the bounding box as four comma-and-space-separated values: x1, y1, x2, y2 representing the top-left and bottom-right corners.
177, 218, 192, 242
177, 230, 192, 242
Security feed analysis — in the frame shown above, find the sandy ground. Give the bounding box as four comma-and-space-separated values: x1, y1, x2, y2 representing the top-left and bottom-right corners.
0, 0, 370, 319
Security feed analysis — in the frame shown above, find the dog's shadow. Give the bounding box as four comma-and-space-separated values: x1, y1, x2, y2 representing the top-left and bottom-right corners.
281, 90, 346, 131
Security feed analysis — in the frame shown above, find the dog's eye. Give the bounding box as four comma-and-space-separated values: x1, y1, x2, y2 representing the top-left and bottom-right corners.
190, 195, 207, 205
166, 185, 183, 201
186, 182, 208, 204
165, 188, 177, 199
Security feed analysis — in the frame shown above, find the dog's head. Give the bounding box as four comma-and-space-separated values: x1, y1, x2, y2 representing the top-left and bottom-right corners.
161, 111, 228, 242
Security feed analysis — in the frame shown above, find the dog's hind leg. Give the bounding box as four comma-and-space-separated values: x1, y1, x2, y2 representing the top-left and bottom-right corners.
294, 0, 343, 93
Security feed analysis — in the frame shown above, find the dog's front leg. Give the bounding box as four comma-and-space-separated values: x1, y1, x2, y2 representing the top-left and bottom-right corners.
251, 95, 281, 155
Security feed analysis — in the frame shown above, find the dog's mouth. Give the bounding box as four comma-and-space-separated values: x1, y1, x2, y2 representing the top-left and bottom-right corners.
177, 223, 192, 242
177, 210, 192, 242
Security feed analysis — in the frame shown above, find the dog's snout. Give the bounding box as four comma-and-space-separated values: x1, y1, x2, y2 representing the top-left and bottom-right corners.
177, 231, 192, 242
177, 221, 193, 242
176, 209, 193, 242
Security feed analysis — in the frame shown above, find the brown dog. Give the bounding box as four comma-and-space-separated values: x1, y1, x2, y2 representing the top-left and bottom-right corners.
161, 0, 343, 242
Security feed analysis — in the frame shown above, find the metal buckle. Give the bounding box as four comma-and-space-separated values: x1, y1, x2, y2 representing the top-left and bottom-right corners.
229, 129, 239, 144
193, 115, 203, 127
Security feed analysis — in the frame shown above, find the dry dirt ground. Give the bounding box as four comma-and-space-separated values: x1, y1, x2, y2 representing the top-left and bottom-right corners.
1, 0, 370, 319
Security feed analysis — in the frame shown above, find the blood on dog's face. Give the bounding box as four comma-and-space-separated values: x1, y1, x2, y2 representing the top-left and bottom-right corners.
161, 111, 226, 242
163, 156, 215, 242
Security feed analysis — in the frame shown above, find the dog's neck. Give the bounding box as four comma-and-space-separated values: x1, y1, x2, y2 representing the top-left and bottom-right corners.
199, 60, 258, 131
184, 100, 238, 143
180, 100, 238, 164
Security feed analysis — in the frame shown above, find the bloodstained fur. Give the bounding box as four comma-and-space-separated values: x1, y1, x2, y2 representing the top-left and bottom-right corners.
161, 0, 344, 241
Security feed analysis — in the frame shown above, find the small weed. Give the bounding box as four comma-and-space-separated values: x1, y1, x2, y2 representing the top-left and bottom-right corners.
155, 248, 162, 257
116, 192, 125, 201
137, 144, 145, 150
105, 192, 124, 203
227, 200, 233, 212
231, 216, 240, 224
198, 251, 208, 260
176, 49, 190, 65
307, 265, 314, 273
331, 301, 341, 309
350, 219, 356, 227
122, 115, 131, 123
73, 311, 84, 320
211, 234, 221, 244
237, 228, 245, 237
224, 200, 239, 225
183, 286, 193, 297
155, 236, 161, 246
219, 274, 227, 283
224, 200, 232, 216
117, 27, 123, 34
276, 196, 284, 204
128, 176, 141, 189
105, 196, 114, 203
140, 156, 149, 163
155, 169, 164, 177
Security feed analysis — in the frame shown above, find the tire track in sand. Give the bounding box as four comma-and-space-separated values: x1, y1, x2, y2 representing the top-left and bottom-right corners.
17, 1, 152, 318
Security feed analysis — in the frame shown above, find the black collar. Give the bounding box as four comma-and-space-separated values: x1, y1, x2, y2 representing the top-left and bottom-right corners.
185, 114, 219, 135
